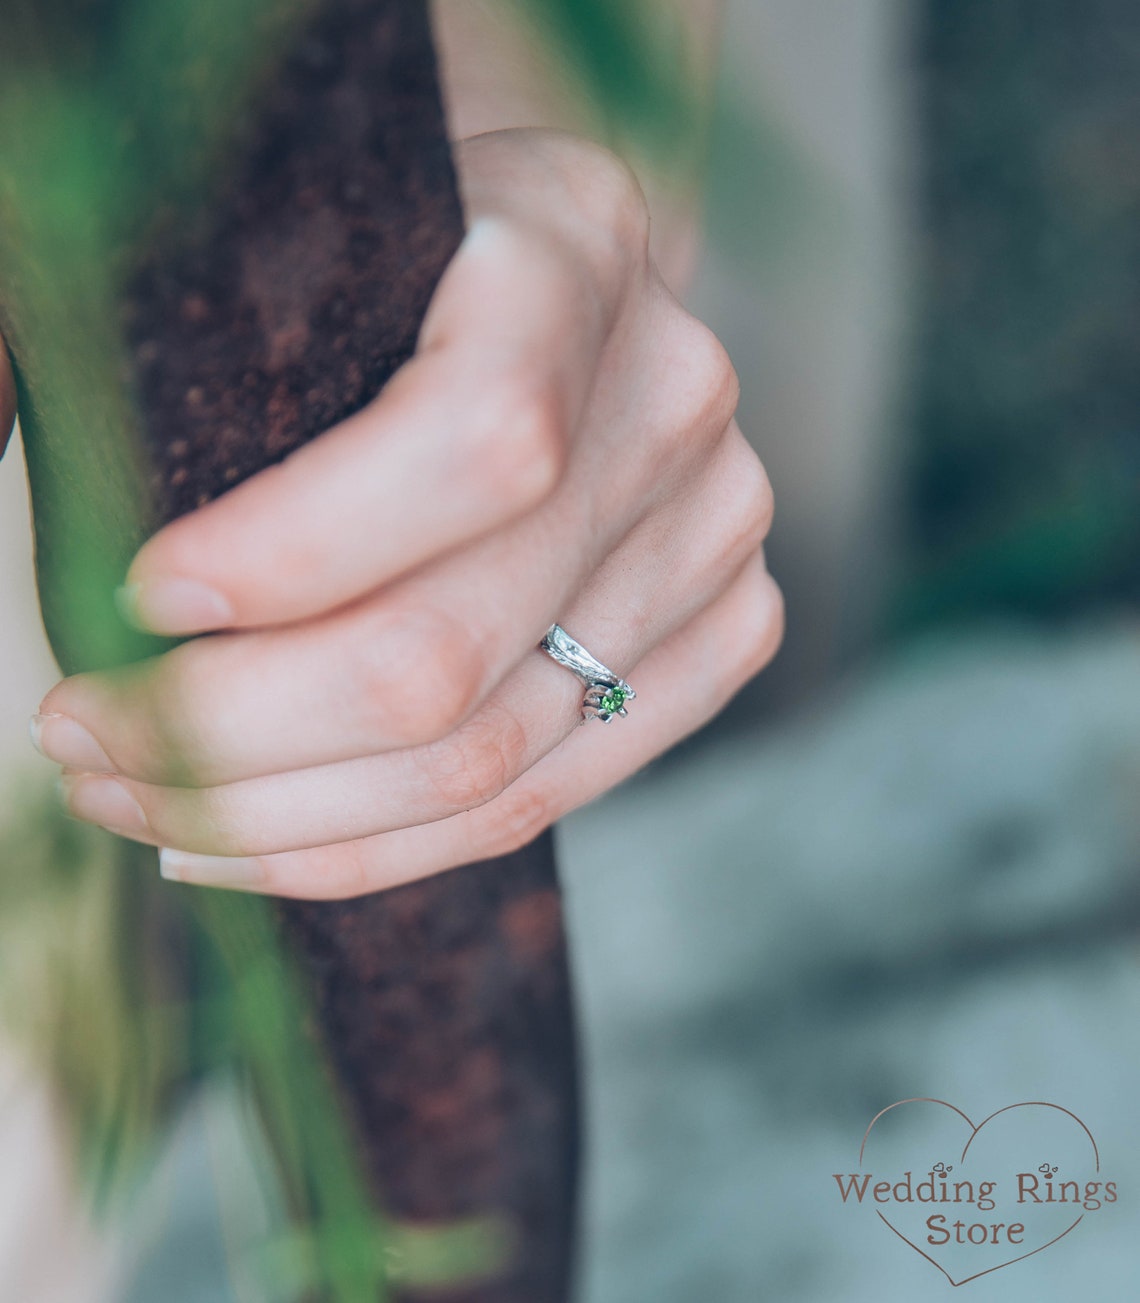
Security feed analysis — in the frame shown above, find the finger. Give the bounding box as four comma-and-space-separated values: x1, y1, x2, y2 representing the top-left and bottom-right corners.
42, 425, 769, 787
57, 458, 773, 854
119, 218, 614, 637
157, 557, 785, 896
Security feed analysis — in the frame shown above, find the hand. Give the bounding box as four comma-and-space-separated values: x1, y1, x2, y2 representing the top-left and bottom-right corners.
32, 129, 782, 899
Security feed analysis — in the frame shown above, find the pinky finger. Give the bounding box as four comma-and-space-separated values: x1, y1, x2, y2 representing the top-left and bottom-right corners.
159, 559, 784, 899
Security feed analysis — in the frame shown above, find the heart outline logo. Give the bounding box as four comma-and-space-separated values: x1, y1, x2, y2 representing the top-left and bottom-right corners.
857, 1098, 1101, 1287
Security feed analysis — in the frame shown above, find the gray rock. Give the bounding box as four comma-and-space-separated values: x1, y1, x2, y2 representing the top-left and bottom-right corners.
562, 626, 1140, 1301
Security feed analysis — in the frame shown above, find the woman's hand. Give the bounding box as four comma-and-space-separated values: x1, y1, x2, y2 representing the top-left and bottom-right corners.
32, 129, 782, 898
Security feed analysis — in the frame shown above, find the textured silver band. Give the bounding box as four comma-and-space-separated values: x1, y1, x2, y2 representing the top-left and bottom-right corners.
540, 623, 636, 723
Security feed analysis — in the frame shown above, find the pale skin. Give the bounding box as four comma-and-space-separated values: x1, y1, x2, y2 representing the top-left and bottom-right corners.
2, 2, 782, 899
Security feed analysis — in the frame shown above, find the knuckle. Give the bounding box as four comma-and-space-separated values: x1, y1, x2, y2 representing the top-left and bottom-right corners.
459, 130, 650, 283
353, 607, 487, 747
715, 446, 775, 565
421, 705, 530, 812
184, 786, 254, 857
477, 784, 557, 859
293, 843, 372, 901
669, 317, 740, 441
736, 573, 785, 683
247, 845, 371, 902
500, 386, 568, 502
586, 150, 652, 258
66, 651, 218, 787
546, 136, 651, 268
466, 382, 567, 512
148, 649, 225, 785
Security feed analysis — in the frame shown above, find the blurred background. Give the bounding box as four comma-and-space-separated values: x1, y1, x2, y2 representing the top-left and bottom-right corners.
2, 0, 1139, 1298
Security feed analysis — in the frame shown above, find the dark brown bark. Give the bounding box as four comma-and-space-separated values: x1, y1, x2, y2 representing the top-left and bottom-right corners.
281, 843, 580, 1303
11, 1, 580, 1298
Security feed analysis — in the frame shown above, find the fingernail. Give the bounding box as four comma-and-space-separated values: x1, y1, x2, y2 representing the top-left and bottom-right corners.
59, 773, 148, 833
30, 713, 116, 772
116, 578, 234, 636
159, 848, 266, 891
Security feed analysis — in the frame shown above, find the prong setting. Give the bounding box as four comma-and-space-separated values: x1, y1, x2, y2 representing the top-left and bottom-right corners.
583, 680, 635, 723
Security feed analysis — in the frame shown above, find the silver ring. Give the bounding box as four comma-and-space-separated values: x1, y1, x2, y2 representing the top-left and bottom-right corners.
540, 623, 636, 723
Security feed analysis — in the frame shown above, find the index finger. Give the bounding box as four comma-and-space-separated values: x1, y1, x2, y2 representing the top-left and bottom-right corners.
119, 218, 611, 637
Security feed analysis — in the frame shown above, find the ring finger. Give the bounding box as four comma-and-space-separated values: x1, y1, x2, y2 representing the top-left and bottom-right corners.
158, 555, 785, 896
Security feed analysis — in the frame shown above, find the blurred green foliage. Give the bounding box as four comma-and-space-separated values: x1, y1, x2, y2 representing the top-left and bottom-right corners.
0, 787, 182, 1207
528, 0, 700, 158
0, 1, 532, 1297
0, 0, 321, 673
527, 0, 832, 265
896, 0, 1140, 631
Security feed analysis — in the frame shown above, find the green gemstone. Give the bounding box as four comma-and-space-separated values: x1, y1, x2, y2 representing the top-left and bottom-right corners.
599, 687, 626, 715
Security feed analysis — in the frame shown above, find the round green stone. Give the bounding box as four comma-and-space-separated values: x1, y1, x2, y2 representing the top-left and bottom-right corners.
599, 687, 626, 715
